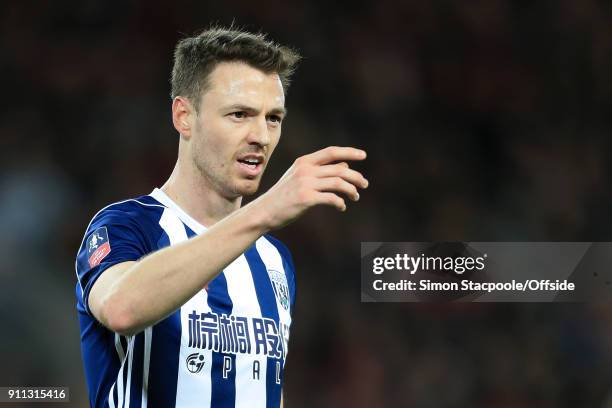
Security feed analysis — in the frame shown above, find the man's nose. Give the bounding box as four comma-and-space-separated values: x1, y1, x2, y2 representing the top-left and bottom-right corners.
246, 116, 270, 147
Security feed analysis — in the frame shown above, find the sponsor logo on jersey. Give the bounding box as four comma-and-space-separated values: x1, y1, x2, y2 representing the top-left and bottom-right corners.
187, 310, 290, 360
87, 227, 111, 268
186, 352, 205, 374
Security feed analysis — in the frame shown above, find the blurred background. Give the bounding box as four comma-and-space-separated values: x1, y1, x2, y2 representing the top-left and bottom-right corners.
2, 0, 612, 407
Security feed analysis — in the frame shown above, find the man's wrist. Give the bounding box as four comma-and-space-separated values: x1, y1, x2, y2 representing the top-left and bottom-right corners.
240, 197, 275, 235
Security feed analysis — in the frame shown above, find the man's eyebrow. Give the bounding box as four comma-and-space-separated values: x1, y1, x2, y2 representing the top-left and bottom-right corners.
268, 107, 288, 117
224, 104, 287, 116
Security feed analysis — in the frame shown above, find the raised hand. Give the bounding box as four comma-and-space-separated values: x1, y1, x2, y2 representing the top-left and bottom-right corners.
255, 146, 369, 230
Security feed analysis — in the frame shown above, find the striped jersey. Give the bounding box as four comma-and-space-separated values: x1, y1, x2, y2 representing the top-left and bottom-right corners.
75, 188, 296, 408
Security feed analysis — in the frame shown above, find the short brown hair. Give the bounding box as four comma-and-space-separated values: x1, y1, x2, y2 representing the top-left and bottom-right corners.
171, 26, 301, 111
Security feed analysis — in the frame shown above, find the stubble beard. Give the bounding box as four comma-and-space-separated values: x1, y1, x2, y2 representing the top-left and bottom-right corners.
193, 155, 261, 199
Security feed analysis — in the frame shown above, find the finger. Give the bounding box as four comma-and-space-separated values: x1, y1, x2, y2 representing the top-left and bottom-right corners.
305, 146, 367, 166
316, 163, 369, 189
315, 177, 360, 201
315, 192, 347, 212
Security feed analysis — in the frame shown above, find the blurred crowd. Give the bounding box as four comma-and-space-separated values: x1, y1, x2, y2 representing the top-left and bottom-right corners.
2, 1, 612, 406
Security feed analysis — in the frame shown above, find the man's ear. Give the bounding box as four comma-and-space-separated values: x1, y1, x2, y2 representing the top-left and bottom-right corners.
172, 96, 195, 139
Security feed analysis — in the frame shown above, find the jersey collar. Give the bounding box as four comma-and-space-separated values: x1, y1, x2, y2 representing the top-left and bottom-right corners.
150, 188, 207, 235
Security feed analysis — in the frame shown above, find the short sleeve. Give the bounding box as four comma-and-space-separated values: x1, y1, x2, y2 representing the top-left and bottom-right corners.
76, 207, 151, 316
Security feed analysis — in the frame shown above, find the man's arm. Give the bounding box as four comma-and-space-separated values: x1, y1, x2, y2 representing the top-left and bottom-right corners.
89, 146, 368, 335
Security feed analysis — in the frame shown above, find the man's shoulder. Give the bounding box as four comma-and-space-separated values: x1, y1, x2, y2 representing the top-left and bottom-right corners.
91, 193, 165, 221
76, 193, 168, 266
83, 193, 167, 236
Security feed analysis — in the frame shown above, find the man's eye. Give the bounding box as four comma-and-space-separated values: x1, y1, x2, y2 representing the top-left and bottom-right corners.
268, 115, 282, 123
231, 111, 247, 119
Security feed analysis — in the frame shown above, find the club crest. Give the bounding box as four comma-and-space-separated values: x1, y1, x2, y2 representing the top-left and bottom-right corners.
267, 269, 290, 311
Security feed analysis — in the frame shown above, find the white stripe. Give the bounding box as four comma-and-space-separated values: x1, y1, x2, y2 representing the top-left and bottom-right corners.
74, 197, 166, 303
113, 335, 135, 408
125, 336, 135, 408
159, 208, 189, 244
115, 334, 125, 362
117, 345, 126, 408
175, 290, 214, 408
224, 255, 267, 408
150, 188, 207, 234
108, 383, 116, 408
159, 209, 213, 408
108, 334, 125, 408
141, 328, 152, 407
256, 238, 293, 362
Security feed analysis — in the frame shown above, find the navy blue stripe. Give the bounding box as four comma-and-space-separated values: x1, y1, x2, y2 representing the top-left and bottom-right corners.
207, 268, 236, 407
210, 350, 237, 407
147, 230, 181, 407
120, 336, 128, 357
244, 246, 282, 408
147, 311, 181, 407
184, 227, 237, 407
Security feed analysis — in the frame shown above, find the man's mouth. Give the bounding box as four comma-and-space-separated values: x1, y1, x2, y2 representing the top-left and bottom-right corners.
237, 157, 262, 169
236, 154, 265, 177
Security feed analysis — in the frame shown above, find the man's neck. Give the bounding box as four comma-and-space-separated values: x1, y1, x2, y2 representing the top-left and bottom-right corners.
160, 161, 242, 227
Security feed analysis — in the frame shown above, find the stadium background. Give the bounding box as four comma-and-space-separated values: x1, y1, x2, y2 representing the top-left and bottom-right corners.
2, 1, 612, 406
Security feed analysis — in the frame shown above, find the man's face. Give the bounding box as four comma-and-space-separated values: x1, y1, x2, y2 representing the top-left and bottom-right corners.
190, 61, 286, 199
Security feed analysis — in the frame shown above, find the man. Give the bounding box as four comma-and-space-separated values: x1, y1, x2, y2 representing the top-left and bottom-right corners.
76, 26, 368, 408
